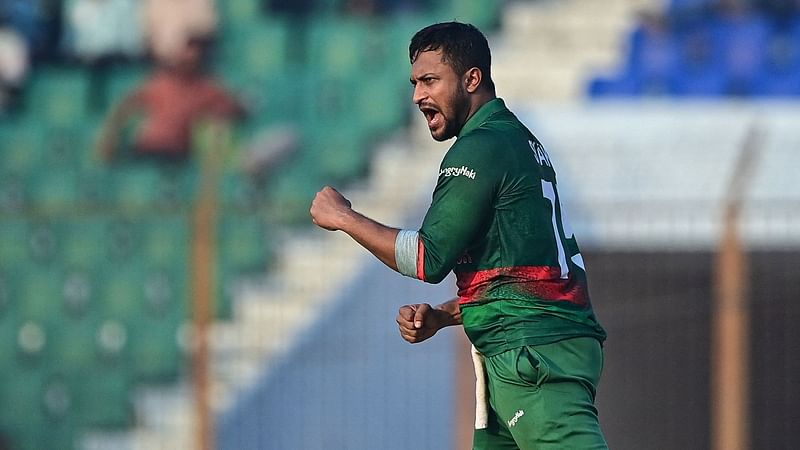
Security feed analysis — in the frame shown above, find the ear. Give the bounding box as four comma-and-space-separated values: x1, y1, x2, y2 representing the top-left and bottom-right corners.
463, 67, 483, 93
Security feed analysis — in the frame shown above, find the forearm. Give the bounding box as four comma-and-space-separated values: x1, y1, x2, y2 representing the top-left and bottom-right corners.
339, 209, 401, 271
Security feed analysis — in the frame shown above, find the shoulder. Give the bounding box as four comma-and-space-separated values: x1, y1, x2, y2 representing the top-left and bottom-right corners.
443, 127, 512, 170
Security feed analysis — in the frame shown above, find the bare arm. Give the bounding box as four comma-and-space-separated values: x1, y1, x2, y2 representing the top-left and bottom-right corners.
396, 298, 462, 344
96, 91, 144, 162
310, 186, 400, 271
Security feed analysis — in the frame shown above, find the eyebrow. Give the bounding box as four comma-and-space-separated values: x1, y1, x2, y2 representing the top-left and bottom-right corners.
410, 72, 437, 83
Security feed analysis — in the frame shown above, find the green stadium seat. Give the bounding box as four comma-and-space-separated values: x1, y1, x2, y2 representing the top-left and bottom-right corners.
306, 123, 370, 183
444, 0, 502, 30
70, 366, 133, 428
128, 317, 183, 382
218, 20, 291, 85
106, 64, 149, 107
24, 67, 90, 128
110, 165, 169, 211
0, 365, 78, 450
264, 154, 324, 224
357, 73, 409, 136
141, 215, 191, 268
307, 18, 388, 78
221, 0, 266, 26
18, 269, 63, 323
142, 267, 189, 319
0, 170, 26, 212
99, 266, 146, 321
26, 221, 60, 264
0, 303, 15, 365
61, 217, 108, 270
0, 218, 32, 267
219, 215, 269, 273
105, 218, 141, 263
61, 269, 95, 318
50, 317, 101, 376
0, 121, 47, 175
28, 170, 80, 211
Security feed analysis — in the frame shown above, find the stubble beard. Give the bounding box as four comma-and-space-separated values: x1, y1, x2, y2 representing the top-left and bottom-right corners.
431, 84, 471, 142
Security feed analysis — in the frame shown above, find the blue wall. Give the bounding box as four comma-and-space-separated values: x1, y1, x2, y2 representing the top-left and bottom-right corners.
218, 247, 458, 450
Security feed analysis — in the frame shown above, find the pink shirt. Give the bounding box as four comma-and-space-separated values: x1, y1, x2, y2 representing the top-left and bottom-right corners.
135, 72, 240, 155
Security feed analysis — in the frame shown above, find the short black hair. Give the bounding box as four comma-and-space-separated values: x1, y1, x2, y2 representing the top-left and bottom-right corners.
409, 21, 495, 92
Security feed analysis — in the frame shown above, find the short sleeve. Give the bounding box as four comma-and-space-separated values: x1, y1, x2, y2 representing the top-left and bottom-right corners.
417, 131, 504, 283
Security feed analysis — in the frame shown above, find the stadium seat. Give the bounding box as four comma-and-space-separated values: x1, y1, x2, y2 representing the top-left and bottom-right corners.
70, 366, 133, 428
141, 216, 192, 269
0, 121, 47, 175
219, 214, 270, 273
0, 365, 77, 450
61, 217, 108, 270
444, 0, 502, 30
307, 18, 388, 78
221, 0, 267, 26
18, 269, 63, 323
218, 20, 291, 85
0, 218, 32, 267
99, 266, 147, 321
24, 66, 89, 128
127, 317, 183, 382
709, 13, 771, 95
110, 164, 173, 211
50, 317, 100, 376
28, 170, 80, 211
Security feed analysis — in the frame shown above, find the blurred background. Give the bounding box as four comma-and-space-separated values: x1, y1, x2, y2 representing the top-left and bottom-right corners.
0, 0, 798, 449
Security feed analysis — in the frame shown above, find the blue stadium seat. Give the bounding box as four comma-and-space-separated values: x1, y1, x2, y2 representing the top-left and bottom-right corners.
709, 12, 771, 95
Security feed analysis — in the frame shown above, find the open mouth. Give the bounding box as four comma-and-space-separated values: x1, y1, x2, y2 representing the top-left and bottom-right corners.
420, 105, 442, 129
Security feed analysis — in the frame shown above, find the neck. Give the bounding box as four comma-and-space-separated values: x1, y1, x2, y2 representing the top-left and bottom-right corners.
463, 91, 496, 126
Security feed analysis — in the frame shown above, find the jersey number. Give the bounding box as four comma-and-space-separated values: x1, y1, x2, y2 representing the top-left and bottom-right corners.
541, 180, 585, 278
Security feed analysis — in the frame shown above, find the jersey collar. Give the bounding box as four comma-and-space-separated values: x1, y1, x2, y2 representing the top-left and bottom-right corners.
457, 98, 507, 139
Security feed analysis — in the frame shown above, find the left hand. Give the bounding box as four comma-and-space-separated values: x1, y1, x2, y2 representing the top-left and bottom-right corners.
310, 186, 352, 231
396, 303, 449, 344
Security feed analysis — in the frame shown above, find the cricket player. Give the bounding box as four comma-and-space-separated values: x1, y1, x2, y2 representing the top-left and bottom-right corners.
310, 21, 608, 450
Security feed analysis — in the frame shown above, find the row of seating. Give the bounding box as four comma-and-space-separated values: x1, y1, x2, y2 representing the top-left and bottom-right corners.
589, 10, 800, 97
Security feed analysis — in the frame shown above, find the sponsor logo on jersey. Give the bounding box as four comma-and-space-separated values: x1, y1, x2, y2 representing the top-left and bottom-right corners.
508, 410, 525, 428
440, 165, 476, 179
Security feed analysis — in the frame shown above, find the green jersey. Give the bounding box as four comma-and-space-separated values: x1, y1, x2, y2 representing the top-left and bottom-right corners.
416, 99, 606, 356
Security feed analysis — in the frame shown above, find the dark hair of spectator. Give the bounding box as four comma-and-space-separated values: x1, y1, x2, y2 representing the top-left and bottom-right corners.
409, 21, 495, 93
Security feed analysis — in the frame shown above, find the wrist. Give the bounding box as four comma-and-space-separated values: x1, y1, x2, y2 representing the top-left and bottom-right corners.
337, 207, 360, 233
434, 302, 462, 327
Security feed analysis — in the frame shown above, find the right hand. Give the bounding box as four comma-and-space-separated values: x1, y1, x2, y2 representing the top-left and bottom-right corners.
396, 303, 446, 344
310, 186, 352, 231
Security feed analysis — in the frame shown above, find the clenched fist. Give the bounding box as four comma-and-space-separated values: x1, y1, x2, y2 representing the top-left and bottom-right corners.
310, 186, 352, 231
396, 303, 450, 344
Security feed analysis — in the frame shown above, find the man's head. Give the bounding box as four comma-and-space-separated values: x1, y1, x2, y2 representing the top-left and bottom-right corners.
409, 22, 496, 141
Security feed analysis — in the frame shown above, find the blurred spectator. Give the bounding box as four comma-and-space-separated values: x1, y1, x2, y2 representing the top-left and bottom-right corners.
627, 10, 680, 95
97, 36, 245, 163
63, 0, 145, 111
0, 0, 47, 58
144, 0, 217, 65
63, 0, 144, 61
673, 23, 730, 96
710, 0, 771, 95
265, 0, 315, 17
0, 21, 29, 112
756, 0, 798, 26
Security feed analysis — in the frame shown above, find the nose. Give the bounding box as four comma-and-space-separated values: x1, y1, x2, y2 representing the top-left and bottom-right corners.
412, 83, 426, 106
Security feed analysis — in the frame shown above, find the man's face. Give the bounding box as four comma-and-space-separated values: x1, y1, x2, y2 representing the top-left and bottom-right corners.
411, 50, 470, 142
